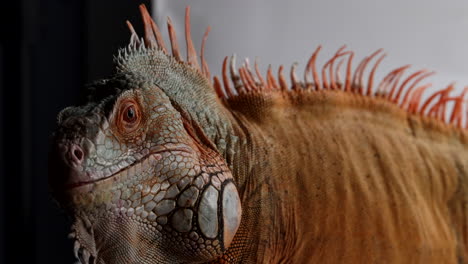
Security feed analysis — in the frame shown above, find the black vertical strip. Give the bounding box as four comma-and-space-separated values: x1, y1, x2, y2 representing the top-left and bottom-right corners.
0, 1, 29, 263
31, 0, 86, 263
21, 0, 36, 255
0, 44, 3, 264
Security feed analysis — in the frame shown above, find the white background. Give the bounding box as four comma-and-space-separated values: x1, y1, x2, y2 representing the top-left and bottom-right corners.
152, 0, 468, 97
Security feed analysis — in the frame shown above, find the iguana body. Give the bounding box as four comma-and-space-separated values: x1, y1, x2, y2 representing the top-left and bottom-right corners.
226, 91, 468, 263
49, 5, 468, 263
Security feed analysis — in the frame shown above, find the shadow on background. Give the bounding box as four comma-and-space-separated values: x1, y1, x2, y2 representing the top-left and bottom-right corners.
0, 1, 150, 263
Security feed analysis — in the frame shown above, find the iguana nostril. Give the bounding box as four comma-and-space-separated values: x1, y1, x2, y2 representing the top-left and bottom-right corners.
70, 144, 84, 164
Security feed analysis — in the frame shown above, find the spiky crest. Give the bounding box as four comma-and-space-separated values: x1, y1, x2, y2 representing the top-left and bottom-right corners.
122, 4, 212, 81
218, 46, 468, 130
120, 4, 468, 137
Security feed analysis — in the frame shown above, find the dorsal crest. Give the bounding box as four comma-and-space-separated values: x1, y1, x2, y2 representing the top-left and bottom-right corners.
122, 4, 468, 132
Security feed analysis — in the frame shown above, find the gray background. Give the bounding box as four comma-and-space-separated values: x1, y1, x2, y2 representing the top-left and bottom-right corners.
152, 0, 468, 97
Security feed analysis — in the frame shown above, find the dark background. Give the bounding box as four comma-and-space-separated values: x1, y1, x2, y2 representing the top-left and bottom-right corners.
0, 0, 150, 263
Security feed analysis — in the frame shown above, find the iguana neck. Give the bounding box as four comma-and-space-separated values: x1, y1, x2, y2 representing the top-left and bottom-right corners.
208, 93, 291, 263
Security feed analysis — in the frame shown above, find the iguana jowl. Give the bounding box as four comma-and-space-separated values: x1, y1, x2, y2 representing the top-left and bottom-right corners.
49, 4, 468, 263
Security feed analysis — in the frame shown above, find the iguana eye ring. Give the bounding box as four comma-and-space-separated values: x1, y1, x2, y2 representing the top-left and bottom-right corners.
118, 99, 141, 132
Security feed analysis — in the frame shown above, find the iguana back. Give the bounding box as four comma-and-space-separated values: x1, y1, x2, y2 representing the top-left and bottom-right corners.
48, 5, 468, 263
224, 90, 468, 263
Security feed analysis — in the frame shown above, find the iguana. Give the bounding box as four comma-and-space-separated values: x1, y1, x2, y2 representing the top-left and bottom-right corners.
49, 4, 468, 263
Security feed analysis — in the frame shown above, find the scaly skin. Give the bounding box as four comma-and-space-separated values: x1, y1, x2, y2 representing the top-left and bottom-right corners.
50, 70, 242, 263
49, 5, 468, 263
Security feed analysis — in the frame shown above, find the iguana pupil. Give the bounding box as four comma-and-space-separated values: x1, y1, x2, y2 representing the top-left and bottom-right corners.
125, 106, 135, 121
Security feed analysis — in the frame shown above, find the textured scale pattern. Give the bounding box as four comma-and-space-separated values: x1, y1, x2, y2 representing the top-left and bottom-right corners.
48, 4, 468, 264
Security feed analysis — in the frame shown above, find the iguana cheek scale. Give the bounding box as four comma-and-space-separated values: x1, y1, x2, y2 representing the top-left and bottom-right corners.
48, 4, 468, 264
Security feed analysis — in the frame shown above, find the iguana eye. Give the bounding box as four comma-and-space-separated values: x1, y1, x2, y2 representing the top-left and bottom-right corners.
124, 105, 136, 122
117, 99, 141, 132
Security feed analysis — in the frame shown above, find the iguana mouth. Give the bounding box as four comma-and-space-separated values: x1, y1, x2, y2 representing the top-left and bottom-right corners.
64, 144, 193, 190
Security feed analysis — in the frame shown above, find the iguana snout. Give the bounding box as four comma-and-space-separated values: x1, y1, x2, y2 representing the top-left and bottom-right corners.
56, 142, 87, 185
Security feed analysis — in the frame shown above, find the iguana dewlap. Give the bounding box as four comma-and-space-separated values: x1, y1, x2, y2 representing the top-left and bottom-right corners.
48, 5, 468, 263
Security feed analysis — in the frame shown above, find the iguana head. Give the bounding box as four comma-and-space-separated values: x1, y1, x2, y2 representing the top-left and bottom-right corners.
49, 5, 241, 263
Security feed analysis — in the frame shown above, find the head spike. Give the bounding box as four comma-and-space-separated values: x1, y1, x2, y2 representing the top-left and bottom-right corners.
238, 67, 250, 92
305, 45, 322, 90
375, 71, 395, 96
200, 26, 211, 79
351, 56, 367, 93
438, 88, 452, 121
213, 76, 227, 99
126, 21, 141, 48
387, 68, 409, 100
244, 58, 258, 86
377, 65, 410, 99
335, 58, 346, 86
420, 84, 454, 115
433, 97, 457, 122
138, 37, 145, 52
358, 49, 383, 94
139, 4, 158, 49
230, 55, 242, 91
254, 58, 267, 88
202, 60, 211, 82
244, 58, 251, 68
267, 65, 280, 90
241, 66, 258, 91
291, 63, 300, 89
325, 46, 347, 90
185, 6, 200, 70
150, 16, 168, 53
399, 71, 434, 106
329, 50, 351, 90
278, 65, 288, 91
392, 69, 428, 103
222, 57, 235, 98
427, 86, 453, 119
167, 17, 182, 61
407, 84, 431, 113
344, 52, 354, 92
244, 58, 254, 79
366, 53, 387, 96
139, 4, 167, 53
450, 87, 468, 124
